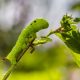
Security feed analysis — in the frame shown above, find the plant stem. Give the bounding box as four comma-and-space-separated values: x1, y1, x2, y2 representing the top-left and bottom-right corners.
2, 64, 16, 80
46, 27, 62, 37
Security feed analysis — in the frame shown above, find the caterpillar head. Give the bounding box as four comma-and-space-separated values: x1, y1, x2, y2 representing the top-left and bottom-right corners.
30, 18, 49, 32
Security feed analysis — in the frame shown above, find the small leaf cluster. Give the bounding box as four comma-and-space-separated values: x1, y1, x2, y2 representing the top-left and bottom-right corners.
56, 14, 80, 54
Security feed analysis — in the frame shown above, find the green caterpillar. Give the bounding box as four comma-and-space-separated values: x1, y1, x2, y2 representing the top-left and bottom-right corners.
6, 18, 49, 64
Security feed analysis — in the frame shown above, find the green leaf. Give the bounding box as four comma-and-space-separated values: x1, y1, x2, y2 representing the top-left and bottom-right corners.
57, 15, 80, 54
33, 37, 52, 46
74, 18, 80, 23
55, 14, 80, 67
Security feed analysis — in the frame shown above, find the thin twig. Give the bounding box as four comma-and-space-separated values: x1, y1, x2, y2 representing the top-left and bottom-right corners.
2, 64, 16, 80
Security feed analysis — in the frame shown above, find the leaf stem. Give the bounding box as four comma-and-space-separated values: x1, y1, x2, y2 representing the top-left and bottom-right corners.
46, 27, 62, 37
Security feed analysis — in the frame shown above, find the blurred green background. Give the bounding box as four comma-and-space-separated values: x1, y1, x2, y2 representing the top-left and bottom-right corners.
0, 0, 80, 80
